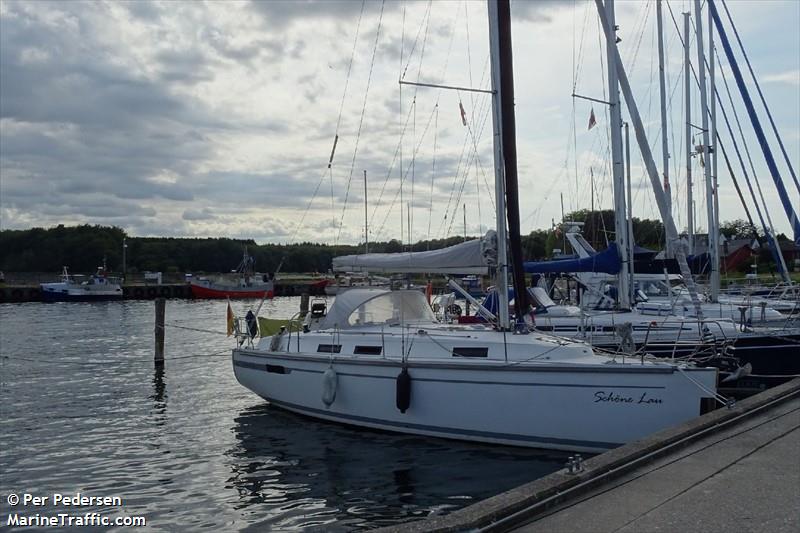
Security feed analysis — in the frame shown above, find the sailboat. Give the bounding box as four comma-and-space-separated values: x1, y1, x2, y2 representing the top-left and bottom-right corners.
231, 0, 718, 453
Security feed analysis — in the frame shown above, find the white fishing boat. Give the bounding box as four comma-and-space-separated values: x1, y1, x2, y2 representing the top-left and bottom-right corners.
231, 0, 718, 453
40, 265, 123, 301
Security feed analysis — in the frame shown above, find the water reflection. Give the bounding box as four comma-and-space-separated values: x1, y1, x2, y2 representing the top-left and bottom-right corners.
227, 403, 570, 530
151, 364, 167, 406
1, 299, 572, 531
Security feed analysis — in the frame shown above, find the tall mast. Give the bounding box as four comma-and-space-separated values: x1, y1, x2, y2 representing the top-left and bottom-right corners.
709, 4, 720, 296
684, 12, 694, 254
709, 0, 800, 247
604, 0, 631, 309
595, 0, 706, 321
363, 170, 369, 254
625, 122, 635, 300
656, 0, 671, 257
695, 0, 719, 302
494, 0, 527, 324
487, 0, 510, 330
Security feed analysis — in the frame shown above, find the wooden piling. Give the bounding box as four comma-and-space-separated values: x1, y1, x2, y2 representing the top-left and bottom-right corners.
300, 292, 310, 318
154, 297, 165, 365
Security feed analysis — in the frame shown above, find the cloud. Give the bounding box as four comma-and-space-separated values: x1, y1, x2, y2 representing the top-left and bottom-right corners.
249, 0, 396, 29
762, 69, 800, 86
182, 208, 216, 221
1, 0, 797, 243
511, 0, 572, 23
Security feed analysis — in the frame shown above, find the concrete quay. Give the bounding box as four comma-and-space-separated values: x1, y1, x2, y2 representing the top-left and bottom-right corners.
381, 378, 800, 533
515, 392, 799, 533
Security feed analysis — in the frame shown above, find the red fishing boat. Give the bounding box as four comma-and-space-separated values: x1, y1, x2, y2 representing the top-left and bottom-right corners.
190, 249, 274, 299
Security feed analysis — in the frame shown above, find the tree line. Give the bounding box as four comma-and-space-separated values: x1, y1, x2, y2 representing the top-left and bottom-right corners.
0, 215, 786, 274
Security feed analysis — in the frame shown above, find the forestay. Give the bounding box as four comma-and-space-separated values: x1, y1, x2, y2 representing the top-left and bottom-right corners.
332, 230, 497, 274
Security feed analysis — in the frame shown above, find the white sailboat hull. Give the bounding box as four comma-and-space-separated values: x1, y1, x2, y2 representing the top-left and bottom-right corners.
232, 348, 716, 453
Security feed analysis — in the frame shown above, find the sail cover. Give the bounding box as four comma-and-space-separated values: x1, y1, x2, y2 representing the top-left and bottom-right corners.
523, 242, 621, 274
332, 230, 497, 274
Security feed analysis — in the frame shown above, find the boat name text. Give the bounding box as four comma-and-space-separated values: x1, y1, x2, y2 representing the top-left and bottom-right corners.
593, 391, 663, 405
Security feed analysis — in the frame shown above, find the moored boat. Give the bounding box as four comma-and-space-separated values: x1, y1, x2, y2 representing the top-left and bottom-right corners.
40, 265, 123, 302
231, 0, 720, 453
233, 288, 718, 452
190, 249, 274, 299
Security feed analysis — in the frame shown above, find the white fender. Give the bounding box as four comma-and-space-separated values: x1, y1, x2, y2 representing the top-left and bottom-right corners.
322, 367, 338, 407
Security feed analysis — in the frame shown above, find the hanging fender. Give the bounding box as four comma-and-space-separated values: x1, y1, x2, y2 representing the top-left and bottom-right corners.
322, 367, 338, 407
396, 367, 411, 414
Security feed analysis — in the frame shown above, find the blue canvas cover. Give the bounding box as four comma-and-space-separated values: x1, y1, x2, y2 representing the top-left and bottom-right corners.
523, 242, 621, 275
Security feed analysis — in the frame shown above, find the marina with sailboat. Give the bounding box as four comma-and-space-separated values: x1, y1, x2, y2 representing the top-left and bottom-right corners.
2, 0, 798, 530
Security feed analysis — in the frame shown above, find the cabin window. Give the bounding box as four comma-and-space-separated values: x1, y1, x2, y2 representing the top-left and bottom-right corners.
452, 347, 488, 358
354, 345, 382, 355
317, 344, 342, 354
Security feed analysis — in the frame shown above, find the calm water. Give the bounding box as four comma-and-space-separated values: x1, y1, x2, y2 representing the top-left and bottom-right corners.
0, 298, 568, 531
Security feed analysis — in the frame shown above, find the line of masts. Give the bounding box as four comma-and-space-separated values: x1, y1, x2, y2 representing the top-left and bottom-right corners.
600, 0, 796, 306
359, 0, 792, 320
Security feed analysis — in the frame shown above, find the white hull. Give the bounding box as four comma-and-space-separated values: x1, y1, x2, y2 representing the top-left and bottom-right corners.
641, 298, 789, 325
233, 320, 717, 453
40, 279, 122, 300
531, 309, 727, 348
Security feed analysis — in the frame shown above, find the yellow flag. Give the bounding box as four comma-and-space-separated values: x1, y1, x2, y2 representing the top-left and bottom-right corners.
226, 301, 235, 336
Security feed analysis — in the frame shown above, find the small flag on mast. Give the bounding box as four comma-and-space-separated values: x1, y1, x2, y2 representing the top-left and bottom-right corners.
588, 108, 597, 130
459, 101, 467, 126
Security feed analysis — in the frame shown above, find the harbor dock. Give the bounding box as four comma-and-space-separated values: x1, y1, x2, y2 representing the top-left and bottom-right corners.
384, 378, 800, 533
0, 280, 328, 302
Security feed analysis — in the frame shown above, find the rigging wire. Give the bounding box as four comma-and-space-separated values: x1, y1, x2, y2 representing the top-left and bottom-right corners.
336, 0, 386, 246
376, 99, 464, 240
287, 0, 366, 244
409, 1, 433, 246
441, 66, 494, 238
400, 3, 405, 246
368, 3, 458, 242
437, 55, 493, 239
720, 0, 800, 196
667, 1, 791, 249
446, 87, 494, 237
463, 0, 482, 235
717, 50, 781, 242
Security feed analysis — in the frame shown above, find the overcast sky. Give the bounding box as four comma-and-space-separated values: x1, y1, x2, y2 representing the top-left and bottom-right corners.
1, 0, 798, 245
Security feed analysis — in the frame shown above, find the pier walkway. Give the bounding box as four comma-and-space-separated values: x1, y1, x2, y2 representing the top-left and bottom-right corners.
384, 378, 800, 533
516, 395, 799, 533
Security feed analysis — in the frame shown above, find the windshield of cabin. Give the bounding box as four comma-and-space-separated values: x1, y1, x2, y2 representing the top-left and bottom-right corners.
347, 291, 436, 327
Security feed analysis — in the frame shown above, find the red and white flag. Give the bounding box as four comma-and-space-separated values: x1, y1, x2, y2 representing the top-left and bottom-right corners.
459, 101, 467, 126
588, 108, 597, 130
